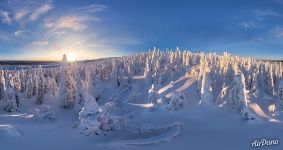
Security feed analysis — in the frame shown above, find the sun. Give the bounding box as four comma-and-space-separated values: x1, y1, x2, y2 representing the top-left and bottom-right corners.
66, 52, 77, 62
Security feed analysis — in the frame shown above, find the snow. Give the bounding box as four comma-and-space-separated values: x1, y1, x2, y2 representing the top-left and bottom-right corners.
109, 122, 182, 145
125, 102, 154, 108
0, 50, 283, 150
0, 124, 22, 138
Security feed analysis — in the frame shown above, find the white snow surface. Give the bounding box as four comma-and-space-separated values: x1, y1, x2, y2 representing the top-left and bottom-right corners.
1, 51, 283, 150
0, 73, 282, 150
0, 124, 22, 138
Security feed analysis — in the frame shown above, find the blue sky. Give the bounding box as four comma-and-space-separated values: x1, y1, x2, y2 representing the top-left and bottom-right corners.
0, 0, 283, 60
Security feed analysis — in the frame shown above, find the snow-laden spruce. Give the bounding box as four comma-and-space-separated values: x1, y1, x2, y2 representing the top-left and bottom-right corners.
199, 69, 213, 106
59, 54, 75, 107
78, 95, 125, 135
226, 72, 255, 120
166, 91, 185, 111
278, 80, 283, 105
0, 49, 282, 125
0, 71, 6, 100
74, 66, 86, 114
4, 74, 19, 112
148, 84, 159, 104
36, 66, 45, 104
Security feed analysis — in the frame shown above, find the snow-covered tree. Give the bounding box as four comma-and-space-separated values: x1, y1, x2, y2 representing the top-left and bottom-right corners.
4, 74, 19, 112
36, 67, 45, 104
251, 72, 260, 95
26, 74, 33, 98
74, 69, 85, 114
166, 91, 185, 111
258, 64, 274, 96
86, 70, 98, 99
47, 76, 57, 97
199, 69, 213, 105
278, 80, 283, 104
0, 71, 6, 100
148, 84, 159, 104
78, 96, 124, 136
13, 71, 21, 93
32, 71, 38, 96
226, 72, 254, 120
20, 69, 26, 93
59, 54, 75, 107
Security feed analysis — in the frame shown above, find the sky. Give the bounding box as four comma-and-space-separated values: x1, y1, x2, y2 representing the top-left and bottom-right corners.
0, 0, 283, 60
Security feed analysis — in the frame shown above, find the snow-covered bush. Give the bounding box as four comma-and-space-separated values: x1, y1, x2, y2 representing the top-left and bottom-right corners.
31, 105, 57, 120
166, 91, 185, 111
77, 96, 125, 136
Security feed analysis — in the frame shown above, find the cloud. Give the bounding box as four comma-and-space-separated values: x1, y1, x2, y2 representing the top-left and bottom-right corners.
252, 9, 280, 21
28, 40, 49, 47
45, 15, 100, 36
237, 8, 281, 29
29, 3, 53, 21
0, 10, 12, 24
1, 0, 53, 26
271, 27, 283, 37
14, 30, 27, 37
0, 31, 12, 41
14, 9, 28, 22
45, 16, 87, 31
78, 4, 107, 13
44, 3, 106, 36
238, 21, 258, 29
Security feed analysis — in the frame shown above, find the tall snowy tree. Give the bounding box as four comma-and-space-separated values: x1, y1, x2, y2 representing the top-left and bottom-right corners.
20, 69, 26, 93
148, 84, 159, 104
87, 70, 98, 99
26, 74, 33, 98
0, 71, 6, 100
226, 72, 254, 120
36, 66, 45, 104
74, 68, 85, 114
47, 76, 57, 97
13, 71, 21, 93
199, 70, 213, 105
4, 74, 19, 112
278, 80, 283, 104
59, 54, 75, 107
32, 71, 38, 96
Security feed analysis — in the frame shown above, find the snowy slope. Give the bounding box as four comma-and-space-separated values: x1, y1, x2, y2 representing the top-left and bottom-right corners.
1, 50, 283, 150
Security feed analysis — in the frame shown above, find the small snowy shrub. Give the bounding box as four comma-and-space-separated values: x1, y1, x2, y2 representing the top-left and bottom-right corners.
78, 96, 125, 136
32, 105, 57, 120
166, 91, 185, 111
241, 107, 255, 120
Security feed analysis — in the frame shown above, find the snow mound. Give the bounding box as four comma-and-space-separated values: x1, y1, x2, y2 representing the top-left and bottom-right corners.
125, 102, 154, 108
249, 103, 281, 123
110, 122, 182, 145
31, 105, 57, 120
0, 124, 22, 138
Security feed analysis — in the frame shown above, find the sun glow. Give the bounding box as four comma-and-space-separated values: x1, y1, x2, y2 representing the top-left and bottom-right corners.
66, 52, 77, 62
